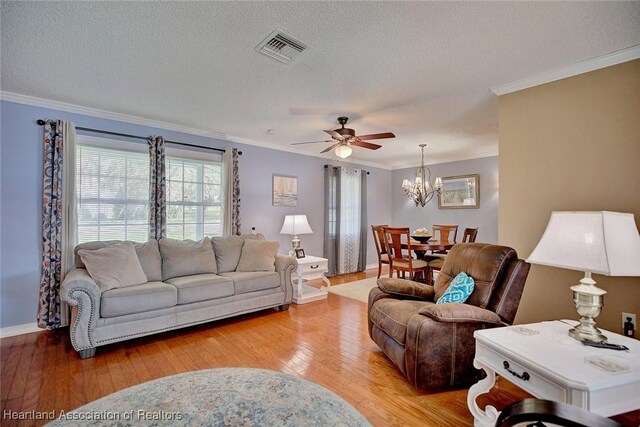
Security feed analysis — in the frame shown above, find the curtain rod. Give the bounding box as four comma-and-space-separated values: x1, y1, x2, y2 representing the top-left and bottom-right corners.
36, 119, 241, 155
324, 164, 370, 174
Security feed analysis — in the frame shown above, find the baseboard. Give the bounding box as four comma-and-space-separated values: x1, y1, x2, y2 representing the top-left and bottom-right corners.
0, 322, 41, 338
365, 263, 378, 271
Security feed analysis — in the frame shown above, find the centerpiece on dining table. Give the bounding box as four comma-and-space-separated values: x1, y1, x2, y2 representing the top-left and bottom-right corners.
411, 228, 433, 242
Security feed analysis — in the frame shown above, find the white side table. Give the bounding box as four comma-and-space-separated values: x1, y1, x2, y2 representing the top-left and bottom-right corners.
292, 255, 330, 304
468, 320, 640, 427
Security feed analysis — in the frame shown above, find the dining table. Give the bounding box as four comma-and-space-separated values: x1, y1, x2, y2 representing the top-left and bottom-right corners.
402, 239, 456, 259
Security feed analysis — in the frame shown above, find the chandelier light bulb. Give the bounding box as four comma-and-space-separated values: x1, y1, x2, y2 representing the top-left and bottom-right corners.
335, 145, 352, 158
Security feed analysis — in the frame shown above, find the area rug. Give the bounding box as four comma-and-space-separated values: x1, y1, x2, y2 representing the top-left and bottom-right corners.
326, 277, 378, 303
47, 368, 370, 426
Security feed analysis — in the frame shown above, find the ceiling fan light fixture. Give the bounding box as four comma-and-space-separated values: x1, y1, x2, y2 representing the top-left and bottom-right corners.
335, 145, 353, 158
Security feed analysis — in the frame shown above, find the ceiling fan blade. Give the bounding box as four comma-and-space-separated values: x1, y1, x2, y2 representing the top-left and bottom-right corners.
291, 140, 333, 145
354, 140, 382, 150
323, 129, 343, 140
356, 132, 395, 141
320, 143, 341, 154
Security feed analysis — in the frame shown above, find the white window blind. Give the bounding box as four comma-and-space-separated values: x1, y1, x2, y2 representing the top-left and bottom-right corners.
166, 154, 223, 240
76, 144, 150, 243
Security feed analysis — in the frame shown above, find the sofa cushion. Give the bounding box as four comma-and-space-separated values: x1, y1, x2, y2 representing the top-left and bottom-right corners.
131, 239, 162, 282
74, 239, 162, 282
166, 274, 234, 305
78, 242, 148, 292
100, 281, 177, 317
159, 237, 217, 280
434, 243, 516, 308
211, 236, 245, 273
369, 299, 430, 345
236, 240, 279, 272
211, 234, 265, 273
219, 271, 279, 295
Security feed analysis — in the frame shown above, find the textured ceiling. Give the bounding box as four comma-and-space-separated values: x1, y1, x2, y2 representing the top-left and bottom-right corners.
2, 1, 639, 168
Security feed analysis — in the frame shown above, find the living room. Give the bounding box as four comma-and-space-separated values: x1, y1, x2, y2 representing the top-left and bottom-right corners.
1, 2, 639, 426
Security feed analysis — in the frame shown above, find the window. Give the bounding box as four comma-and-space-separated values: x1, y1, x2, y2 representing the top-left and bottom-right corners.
166, 154, 223, 240
75, 137, 224, 244
76, 143, 150, 243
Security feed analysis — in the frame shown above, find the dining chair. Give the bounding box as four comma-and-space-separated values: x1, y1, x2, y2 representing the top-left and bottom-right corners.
432, 225, 459, 245
382, 227, 430, 282
371, 224, 390, 278
461, 227, 479, 243
427, 227, 479, 283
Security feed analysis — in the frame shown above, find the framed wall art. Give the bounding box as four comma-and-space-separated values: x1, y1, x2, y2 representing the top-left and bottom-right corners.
438, 174, 480, 209
272, 174, 298, 207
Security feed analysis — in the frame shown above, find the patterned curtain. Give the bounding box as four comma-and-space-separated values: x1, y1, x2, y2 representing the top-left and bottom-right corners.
323, 166, 368, 276
223, 147, 241, 235
38, 120, 77, 329
148, 136, 166, 239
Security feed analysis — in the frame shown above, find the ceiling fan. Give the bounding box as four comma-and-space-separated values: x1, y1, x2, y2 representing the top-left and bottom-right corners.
291, 117, 395, 158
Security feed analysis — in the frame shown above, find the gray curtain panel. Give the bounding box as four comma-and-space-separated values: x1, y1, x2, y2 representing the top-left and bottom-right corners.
358, 170, 368, 272
323, 166, 367, 276
148, 136, 166, 240
323, 166, 341, 276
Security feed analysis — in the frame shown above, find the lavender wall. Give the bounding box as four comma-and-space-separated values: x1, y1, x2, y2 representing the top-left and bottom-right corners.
0, 100, 391, 328
239, 146, 392, 264
391, 156, 499, 243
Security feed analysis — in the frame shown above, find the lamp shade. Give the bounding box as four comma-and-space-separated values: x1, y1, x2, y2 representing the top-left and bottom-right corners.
527, 211, 640, 276
280, 214, 314, 235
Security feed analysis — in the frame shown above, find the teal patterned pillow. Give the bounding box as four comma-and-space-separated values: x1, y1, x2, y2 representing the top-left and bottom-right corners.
436, 272, 475, 304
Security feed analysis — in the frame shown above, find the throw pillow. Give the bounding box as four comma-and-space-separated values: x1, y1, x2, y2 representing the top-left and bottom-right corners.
211, 236, 245, 273
74, 240, 162, 281
159, 237, 217, 280
436, 271, 475, 304
78, 241, 148, 292
236, 240, 280, 272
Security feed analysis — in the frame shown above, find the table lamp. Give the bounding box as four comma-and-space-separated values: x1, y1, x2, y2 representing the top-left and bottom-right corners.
280, 214, 313, 256
527, 211, 640, 342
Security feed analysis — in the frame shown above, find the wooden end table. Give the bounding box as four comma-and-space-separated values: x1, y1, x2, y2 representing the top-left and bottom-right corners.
292, 255, 330, 304
468, 320, 640, 426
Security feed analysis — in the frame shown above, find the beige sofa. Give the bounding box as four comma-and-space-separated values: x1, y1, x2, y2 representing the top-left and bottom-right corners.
61, 235, 297, 359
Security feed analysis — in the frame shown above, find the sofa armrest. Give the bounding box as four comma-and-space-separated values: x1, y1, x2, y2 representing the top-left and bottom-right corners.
377, 278, 435, 301
61, 268, 101, 351
275, 255, 297, 303
418, 303, 502, 325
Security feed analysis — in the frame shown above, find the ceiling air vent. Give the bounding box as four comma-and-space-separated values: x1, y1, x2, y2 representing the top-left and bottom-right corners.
255, 29, 308, 64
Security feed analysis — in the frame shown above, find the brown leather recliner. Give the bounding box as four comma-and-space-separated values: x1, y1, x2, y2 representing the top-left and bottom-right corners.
368, 243, 530, 390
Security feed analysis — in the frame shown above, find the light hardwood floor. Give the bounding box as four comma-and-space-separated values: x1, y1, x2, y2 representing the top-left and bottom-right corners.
1, 267, 638, 426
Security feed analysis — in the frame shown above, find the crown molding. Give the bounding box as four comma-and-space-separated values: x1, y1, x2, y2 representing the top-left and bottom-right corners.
1, 90, 493, 170
0, 91, 395, 169
0, 322, 41, 338
491, 45, 640, 96
0, 91, 228, 140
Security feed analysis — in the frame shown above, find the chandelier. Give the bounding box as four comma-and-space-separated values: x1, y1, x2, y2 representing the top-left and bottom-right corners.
401, 144, 442, 207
